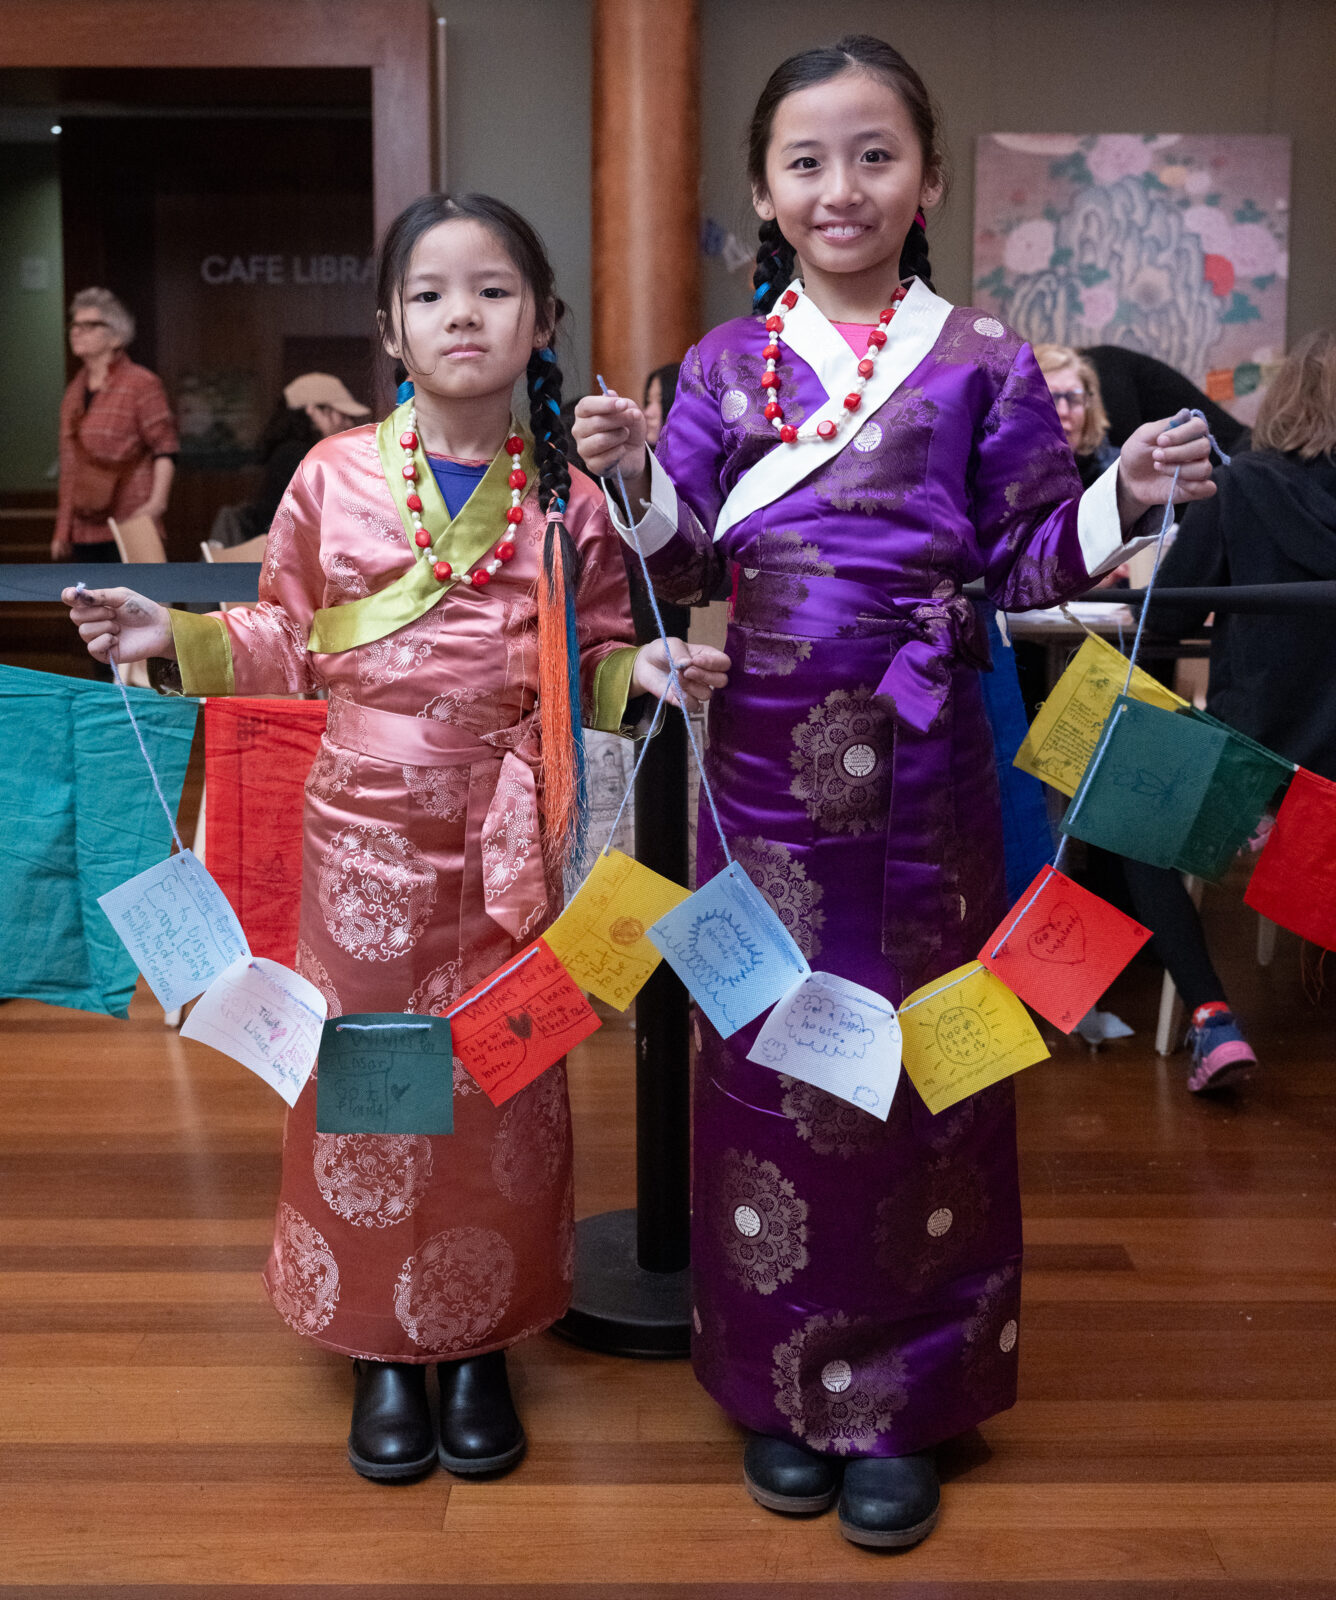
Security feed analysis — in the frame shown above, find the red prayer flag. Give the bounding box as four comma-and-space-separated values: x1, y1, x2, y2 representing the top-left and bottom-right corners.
1244, 768, 1336, 951
446, 938, 600, 1105
978, 865, 1152, 1032
204, 698, 328, 965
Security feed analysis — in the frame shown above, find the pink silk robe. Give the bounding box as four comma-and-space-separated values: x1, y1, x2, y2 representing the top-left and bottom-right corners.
177, 425, 637, 1362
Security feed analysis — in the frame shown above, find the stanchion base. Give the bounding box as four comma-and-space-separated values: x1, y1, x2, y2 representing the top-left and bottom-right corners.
549, 1208, 691, 1359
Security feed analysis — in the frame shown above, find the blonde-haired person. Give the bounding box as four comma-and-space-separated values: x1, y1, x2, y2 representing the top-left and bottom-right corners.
1130, 330, 1336, 1094
52, 288, 178, 562
1034, 343, 1118, 489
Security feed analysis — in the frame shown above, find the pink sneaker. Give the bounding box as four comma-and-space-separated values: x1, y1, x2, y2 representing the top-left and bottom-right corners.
1186, 1003, 1257, 1093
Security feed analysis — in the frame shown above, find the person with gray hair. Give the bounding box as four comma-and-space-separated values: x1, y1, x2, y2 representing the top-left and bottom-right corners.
52, 287, 179, 562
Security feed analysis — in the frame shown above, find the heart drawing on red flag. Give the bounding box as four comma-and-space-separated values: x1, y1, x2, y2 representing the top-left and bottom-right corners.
1026, 902, 1086, 965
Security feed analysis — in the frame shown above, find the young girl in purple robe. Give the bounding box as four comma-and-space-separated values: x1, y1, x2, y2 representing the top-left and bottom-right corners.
575, 35, 1214, 1548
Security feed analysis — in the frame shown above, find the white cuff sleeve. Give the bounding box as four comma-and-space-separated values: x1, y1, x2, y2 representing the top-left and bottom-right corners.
1077, 459, 1158, 578
602, 451, 680, 557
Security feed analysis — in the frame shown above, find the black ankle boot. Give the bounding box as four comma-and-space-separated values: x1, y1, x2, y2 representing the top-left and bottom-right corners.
743, 1432, 842, 1514
347, 1359, 435, 1482
437, 1349, 526, 1476
838, 1452, 940, 1547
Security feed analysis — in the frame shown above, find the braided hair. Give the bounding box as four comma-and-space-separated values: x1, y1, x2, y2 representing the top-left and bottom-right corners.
746, 35, 946, 314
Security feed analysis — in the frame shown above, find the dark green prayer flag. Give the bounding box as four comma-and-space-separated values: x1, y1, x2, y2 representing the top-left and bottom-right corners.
316, 1013, 454, 1135
0, 664, 198, 1018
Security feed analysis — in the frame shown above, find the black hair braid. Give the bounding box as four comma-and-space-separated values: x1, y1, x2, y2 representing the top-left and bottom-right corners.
752, 219, 797, 316
898, 217, 935, 293
526, 345, 582, 583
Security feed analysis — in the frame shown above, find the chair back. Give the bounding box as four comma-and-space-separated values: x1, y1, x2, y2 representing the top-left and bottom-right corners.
108, 514, 166, 563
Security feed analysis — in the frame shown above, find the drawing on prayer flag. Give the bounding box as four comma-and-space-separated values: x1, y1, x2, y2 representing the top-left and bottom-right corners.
1014, 633, 1187, 797
646, 861, 811, 1038
978, 865, 1151, 1031
181, 955, 325, 1106
1060, 697, 1292, 880
544, 848, 690, 1009
447, 938, 600, 1105
316, 1013, 453, 1135
97, 848, 249, 1011
1245, 767, 1336, 951
747, 971, 901, 1120
899, 961, 1049, 1115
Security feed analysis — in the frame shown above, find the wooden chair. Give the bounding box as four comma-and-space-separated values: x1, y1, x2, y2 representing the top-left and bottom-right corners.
200, 534, 267, 613
108, 513, 167, 564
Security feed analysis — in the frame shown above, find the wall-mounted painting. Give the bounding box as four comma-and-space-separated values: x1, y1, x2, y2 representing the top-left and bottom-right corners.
973, 134, 1290, 422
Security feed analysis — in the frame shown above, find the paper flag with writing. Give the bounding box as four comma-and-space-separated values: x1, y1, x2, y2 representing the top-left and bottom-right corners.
747, 971, 901, 1120
647, 861, 811, 1038
447, 938, 600, 1106
978, 865, 1151, 1031
97, 849, 249, 1011
316, 1014, 453, 1135
1061, 696, 1291, 880
1014, 633, 1187, 797
181, 955, 325, 1106
1245, 767, 1336, 950
899, 961, 1049, 1115
544, 848, 690, 1009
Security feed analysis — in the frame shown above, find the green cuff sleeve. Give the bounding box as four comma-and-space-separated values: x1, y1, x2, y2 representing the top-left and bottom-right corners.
169, 609, 235, 697
588, 645, 639, 734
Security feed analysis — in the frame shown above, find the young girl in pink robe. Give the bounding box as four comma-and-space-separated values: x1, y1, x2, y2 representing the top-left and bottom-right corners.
64, 193, 727, 1485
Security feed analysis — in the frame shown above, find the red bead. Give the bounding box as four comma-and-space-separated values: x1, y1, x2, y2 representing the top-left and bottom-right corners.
843, 392, 862, 411
763, 401, 783, 421
866, 328, 887, 348
505, 434, 525, 457
760, 371, 781, 390
433, 560, 452, 583
399, 430, 417, 449
858, 358, 875, 377
764, 315, 783, 333
817, 420, 837, 440
471, 569, 491, 588
405, 493, 423, 512
508, 468, 527, 490
496, 542, 516, 561
779, 424, 798, 443
780, 289, 799, 309
402, 464, 417, 481
505, 505, 524, 525
414, 529, 431, 549
879, 307, 899, 322
762, 342, 781, 361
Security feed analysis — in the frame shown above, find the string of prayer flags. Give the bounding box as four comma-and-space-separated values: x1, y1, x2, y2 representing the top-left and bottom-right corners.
446, 938, 600, 1105
748, 971, 901, 1120
900, 961, 1049, 1115
317, 1014, 454, 1135
0, 662, 198, 1019
205, 698, 329, 965
1244, 767, 1336, 950
545, 847, 691, 1009
647, 860, 812, 1037
97, 848, 249, 1011
1060, 696, 1292, 881
181, 955, 325, 1106
978, 864, 1151, 1032
1014, 633, 1187, 797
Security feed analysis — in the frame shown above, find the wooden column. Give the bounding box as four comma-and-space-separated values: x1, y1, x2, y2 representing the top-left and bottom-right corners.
592, 0, 700, 400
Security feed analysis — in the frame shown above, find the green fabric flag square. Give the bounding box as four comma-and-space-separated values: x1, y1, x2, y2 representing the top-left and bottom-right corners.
1060, 695, 1290, 881
316, 1013, 454, 1135
0, 664, 198, 1019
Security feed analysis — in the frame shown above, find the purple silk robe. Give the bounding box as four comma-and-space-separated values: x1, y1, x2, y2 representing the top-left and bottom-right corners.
639, 290, 1138, 1456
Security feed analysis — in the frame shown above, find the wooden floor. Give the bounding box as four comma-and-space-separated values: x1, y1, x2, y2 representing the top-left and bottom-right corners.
2, 827, 1334, 1597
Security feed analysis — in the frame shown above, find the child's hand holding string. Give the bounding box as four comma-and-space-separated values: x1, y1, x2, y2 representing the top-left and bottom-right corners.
1115, 408, 1217, 526
631, 637, 731, 714
573, 390, 651, 505
61, 586, 175, 664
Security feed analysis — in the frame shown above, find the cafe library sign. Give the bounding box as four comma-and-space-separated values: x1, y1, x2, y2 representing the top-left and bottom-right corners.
200, 254, 375, 287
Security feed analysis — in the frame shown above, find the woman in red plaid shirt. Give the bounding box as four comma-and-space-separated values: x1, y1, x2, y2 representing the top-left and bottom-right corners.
52, 288, 179, 561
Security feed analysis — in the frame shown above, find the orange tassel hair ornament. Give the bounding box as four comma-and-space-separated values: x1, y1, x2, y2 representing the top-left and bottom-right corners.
536, 500, 588, 869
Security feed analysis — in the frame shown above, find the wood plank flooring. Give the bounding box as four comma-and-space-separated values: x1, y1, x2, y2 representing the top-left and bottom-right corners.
2, 817, 1334, 1595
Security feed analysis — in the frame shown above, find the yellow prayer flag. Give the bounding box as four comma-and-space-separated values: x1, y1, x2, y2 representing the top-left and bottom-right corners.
1014, 632, 1187, 797
544, 848, 691, 1009
899, 961, 1049, 1115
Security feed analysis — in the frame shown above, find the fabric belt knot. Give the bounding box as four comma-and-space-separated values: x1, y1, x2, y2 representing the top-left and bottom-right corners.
876, 590, 993, 734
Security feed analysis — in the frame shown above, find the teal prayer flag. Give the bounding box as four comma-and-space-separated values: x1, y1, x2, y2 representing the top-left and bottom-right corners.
316, 1014, 454, 1135
1060, 695, 1291, 881
0, 664, 198, 1018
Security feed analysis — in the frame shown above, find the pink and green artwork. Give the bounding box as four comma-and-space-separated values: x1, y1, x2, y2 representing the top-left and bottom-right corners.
973, 134, 1290, 422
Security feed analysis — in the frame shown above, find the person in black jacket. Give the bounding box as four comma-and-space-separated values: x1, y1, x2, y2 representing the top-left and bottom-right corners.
1082, 345, 1249, 454
242, 373, 370, 542
1129, 330, 1336, 1093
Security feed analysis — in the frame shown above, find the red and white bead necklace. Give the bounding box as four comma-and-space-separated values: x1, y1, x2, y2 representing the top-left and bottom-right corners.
398, 402, 525, 587
761, 283, 909, 444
